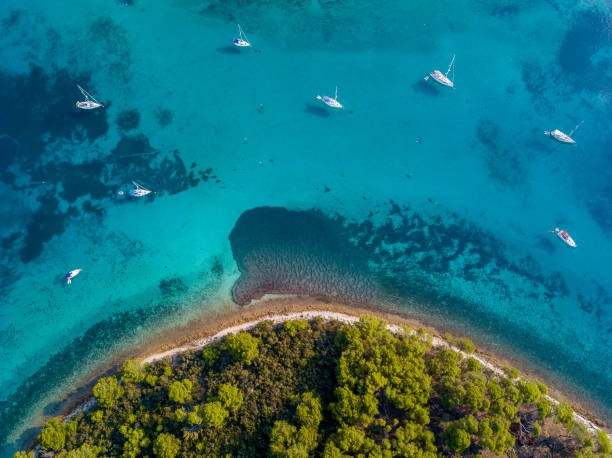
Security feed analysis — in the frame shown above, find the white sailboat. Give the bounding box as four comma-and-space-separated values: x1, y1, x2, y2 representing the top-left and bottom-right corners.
76, 85, 103, 110
544, 120, 583, 144
316, 86, 343, 108
129, 181, 153, 197
548, 228, 577, 247
425, 54, 455, 88
232, 24, 251, 47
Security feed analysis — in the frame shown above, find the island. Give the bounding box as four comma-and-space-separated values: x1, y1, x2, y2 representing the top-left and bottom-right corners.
14, 314, 611, 457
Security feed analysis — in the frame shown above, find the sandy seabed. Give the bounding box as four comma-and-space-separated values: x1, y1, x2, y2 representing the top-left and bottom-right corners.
62, 294, 610, 438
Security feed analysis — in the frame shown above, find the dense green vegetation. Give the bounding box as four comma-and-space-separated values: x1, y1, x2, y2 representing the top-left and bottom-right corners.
18, 316, 611, 457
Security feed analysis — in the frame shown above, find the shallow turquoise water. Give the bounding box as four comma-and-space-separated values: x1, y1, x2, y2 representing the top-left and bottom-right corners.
0, 0, 611, 452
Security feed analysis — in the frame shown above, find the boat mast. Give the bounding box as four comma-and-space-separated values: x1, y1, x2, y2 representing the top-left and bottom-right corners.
445, 54, 455, 78
569, 120, 584, 136
334, 86, 338, 100
238, 24, 250, 44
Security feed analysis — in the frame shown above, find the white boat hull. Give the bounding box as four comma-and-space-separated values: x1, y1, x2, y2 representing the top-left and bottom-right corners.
316, 95, 343, 108
76, 101, 103, 110
552, 228, 576, 247
429, 70, 454, 88
130, 189, 151, 197
232, 39, 251, 47
550, 129, 575, 144
66, 269, 83, 284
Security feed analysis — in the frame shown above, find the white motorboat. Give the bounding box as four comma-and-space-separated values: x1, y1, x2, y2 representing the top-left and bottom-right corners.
316, 86, 343, 108
425, 54, 455, 88
549, 228, 577, 248
76, 85, 103, 110
544, 121, 583, 144
232, 24, 251, 47
65, 269, 83, 284
129, 181, 153, 197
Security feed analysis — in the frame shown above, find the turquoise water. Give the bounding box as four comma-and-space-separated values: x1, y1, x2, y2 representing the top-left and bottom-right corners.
1, 0, 611, 452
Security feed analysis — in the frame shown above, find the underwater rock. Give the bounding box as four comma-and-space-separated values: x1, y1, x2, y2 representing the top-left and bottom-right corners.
116, 109, 140, 131
229, 207, 377, 305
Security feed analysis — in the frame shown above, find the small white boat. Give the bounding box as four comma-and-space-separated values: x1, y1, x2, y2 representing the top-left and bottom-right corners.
232, 24, 251, 47
129, 181, 153, 197
425, 54, 455, 88
316, 86, 343, 108
544, 121, 583, 144
76, 85, 103, 110
65, 269, 83, 285
549, 228, 577, 248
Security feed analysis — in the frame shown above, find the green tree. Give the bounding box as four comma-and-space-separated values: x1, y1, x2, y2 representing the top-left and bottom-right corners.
296, 392, 322, 429
57, 444, 101, 458
466, 357, 481, 372
119, 425, 145, 458
93, 376, 124, 408
597, 430, 611, 454
201, 401, 229, 427
175, 407, 187, 422
428, 349, 461, 380
168, 379, 192, 404
217, 383, 244, 410
153, 433, 180, 458
555, 402, 574, 427
284, 319, 309, 337
270, 421, 305, 457
517, 380, 541, 404
187, 411, 203, 426
477, 415, 514, 455
393, 421, 437, 457
39, 419, 67, 451
225, 332, 259, 364
121, 359, 146, 383
444, 423, 471, 453
335, 426, 367, 454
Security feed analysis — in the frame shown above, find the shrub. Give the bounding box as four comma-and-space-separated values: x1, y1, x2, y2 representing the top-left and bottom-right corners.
533, 423, 541, 436
187, 411, 203, 426
555, 403, 574, 428
201, 401, 229, 427
145, 373, 158, 387
444, 424, 471, 453
503, 366, 519, 379
153, 433, 180, 458
175, 407, 187, 422
466, 357, 481, 372
296, 392, 322, 429
456, 337, 475, 354
59, 443, 101, 457
39, 419, 66, 451
597, 430, 611, 454
91, 410, 104, 423
225, 332, 259, 365
168, 379, 192, 404
201, 345, 221, 366
517, 380, 541, 404
121, 359, 146, 383
537, 398, 552, 419
269, 420, 298, 457
217, 383, 244, 410
93, 376, 124, 408
284, 319, 309, 337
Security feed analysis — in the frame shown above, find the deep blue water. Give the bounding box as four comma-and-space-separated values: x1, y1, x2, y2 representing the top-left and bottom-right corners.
0, 0, 611, 453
